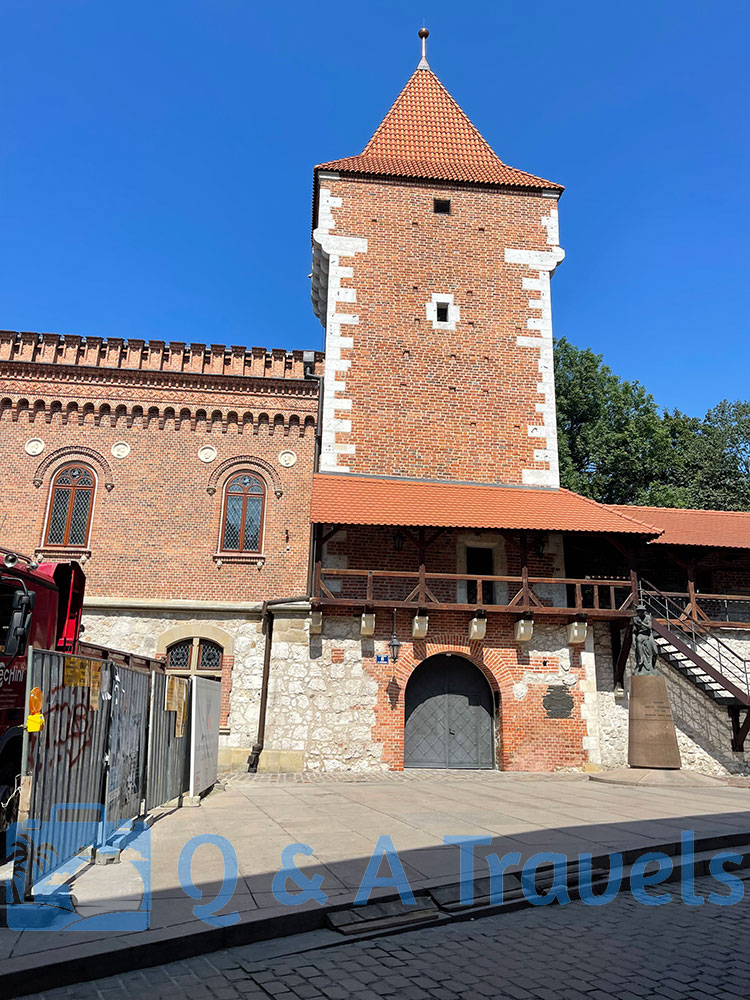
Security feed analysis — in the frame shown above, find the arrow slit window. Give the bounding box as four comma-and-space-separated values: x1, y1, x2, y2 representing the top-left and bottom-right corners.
220, 473, 265, 553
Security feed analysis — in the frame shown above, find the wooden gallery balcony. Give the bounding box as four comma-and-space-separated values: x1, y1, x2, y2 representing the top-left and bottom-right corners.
309, 473, 659, 621
313, 565, 639, 620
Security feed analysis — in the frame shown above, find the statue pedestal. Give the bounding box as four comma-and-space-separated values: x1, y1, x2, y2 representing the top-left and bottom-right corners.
628, 675, 681, 769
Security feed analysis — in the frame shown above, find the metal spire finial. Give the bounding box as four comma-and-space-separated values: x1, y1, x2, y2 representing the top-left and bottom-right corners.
417, 27, 430, 70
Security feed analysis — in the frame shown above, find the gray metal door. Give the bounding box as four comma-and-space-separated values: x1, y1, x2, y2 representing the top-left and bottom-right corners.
404, 656, 494, 768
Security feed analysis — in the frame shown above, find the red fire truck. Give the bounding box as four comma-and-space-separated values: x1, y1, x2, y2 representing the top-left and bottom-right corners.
0, 547, 85, 834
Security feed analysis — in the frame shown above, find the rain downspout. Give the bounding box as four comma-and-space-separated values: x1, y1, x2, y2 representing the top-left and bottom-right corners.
248, 355, 321, 772
249, 595, 309, 772
303, 351, 324, 595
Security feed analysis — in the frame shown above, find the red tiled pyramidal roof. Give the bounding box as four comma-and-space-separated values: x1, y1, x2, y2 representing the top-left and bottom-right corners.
311, 474, 659, 535
316, 68, 562, 191
609, 505, 750, 549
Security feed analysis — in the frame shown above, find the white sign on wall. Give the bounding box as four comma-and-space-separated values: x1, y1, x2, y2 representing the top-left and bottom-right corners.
189, 676, 222, 797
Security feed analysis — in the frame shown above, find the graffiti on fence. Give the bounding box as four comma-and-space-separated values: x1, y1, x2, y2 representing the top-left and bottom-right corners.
32, 683, 93, 769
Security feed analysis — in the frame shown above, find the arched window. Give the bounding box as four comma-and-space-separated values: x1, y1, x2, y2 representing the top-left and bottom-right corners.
167, 639, 192, 671
167, 638, 224, 679
220, 473, 265, 553
44, 463, 96, 547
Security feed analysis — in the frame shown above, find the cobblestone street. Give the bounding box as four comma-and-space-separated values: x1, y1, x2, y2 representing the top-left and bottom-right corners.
26, 875, 750, 1000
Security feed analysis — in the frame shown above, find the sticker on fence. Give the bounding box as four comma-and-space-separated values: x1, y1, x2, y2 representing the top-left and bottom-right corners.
165, 675, 189, 738
90, 662, 102, 710
63, 656, 91, 687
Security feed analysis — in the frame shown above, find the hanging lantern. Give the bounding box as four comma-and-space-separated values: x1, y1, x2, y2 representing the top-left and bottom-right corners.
388, 632, 402, 663
388, 607, 402, 661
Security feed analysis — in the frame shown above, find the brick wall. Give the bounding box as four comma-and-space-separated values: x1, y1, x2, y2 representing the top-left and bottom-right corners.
0, 336, 320, 602
319, 607, 588, 772
312, 174, 563, 486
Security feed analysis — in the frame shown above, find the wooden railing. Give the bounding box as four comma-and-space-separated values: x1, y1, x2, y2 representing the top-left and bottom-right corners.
313, 567, 639, 618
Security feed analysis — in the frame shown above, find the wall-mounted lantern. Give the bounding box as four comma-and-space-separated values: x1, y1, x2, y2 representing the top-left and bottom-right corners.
388, 632, 402, 663
514, 618, 534, 642
469, 609, 487, 641
388, 607, 402, 662
360, 612, 376, 637
310, 610, 323, 635
412, 610, 429, 639
567, 618, 588, 645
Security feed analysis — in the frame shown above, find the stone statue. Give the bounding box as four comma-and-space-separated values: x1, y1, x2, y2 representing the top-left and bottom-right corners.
632, 603, 659, 674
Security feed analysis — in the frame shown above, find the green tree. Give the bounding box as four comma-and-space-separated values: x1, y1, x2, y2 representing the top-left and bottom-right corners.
554, 337, 674, 504
553, 338, 750, 510
681, 401, 750, 510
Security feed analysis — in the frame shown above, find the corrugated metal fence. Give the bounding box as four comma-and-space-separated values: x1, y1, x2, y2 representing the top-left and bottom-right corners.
146, 672, 190, 811
16, 648, 193, 893
21, 649, 111, 890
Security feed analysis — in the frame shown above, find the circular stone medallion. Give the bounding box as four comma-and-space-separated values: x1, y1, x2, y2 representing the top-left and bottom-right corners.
278, 450, 297, 468
24, 438, 45, 456
198, 444, 218, 464
111, 441, 131, 459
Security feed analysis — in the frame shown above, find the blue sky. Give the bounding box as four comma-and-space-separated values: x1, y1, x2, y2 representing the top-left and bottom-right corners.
1, 1, 748, 416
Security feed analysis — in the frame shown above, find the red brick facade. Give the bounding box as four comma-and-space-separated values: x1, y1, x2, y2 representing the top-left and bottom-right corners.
0, 335, 321, 601
321, 608, 587, 772
313, 175, 562, 485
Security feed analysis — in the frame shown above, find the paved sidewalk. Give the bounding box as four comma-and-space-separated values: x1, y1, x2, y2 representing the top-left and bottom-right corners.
2, 771, 749, 990
23, 873, 750, 999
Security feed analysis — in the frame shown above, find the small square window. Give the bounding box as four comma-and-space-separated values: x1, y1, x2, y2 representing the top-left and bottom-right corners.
436, 302, 450, 323
433, 198, 451, 215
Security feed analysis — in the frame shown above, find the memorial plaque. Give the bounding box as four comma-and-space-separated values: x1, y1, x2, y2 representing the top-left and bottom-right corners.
628, 674, 681, 769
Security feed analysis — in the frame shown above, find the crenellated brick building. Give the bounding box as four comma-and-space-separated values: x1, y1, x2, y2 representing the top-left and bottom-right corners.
2, 31, 750, 775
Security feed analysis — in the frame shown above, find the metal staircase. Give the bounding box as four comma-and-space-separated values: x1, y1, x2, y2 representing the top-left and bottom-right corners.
640, 582, 750, 751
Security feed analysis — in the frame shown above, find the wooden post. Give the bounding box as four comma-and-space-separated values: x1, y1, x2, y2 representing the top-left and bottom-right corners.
520, 532, 529, 608
687, 559, 697, 622
630, 568, 639, 606
418, 527, 426, 605
313, 524, 323, 599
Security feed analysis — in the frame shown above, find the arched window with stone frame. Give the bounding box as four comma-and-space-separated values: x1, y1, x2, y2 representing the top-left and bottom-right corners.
166, 638, 224, 679
219, 472, 265, 553
43, 462, 97, 547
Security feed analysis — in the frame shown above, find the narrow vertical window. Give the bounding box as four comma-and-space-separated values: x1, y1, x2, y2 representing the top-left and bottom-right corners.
220, 473, 265, 553
45, 463, 95, 546
436, 302, 450, 323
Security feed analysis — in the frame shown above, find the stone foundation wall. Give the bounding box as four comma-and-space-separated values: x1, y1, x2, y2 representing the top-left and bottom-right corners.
80, 607, 265, 757
262, 614, 385, 772
592, 623, 750, 777
697, 628, 750, 664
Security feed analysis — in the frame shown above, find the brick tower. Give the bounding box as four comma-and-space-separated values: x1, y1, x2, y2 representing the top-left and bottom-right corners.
311, 30, 565, 487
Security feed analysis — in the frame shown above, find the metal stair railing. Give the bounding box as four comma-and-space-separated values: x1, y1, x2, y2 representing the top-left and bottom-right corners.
640, 579, 750, 700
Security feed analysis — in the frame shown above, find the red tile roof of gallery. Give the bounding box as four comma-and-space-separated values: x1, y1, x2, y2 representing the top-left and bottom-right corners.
316, 69, 563, 191
609, 505, 750, 549
311, 474, 660, 535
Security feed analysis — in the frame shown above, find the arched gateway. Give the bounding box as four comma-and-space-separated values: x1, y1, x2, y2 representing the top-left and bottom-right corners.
404, 654, 495, 769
